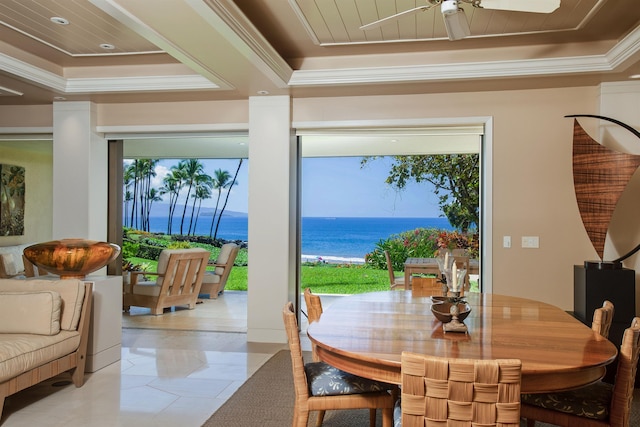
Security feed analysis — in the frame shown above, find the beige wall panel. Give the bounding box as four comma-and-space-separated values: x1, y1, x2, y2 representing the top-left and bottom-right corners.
96, 100, 249, 127
0, 105, 53, 127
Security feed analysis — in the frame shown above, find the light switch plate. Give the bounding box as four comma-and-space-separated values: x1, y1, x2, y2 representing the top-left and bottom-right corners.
503, 236, 511, 248
521, 236, 539, 248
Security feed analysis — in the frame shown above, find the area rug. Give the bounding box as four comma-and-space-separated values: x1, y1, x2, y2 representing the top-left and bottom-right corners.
202, 350, 379, 426
203, 350, 640, 427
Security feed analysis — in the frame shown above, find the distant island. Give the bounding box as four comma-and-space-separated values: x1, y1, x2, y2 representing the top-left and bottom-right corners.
147, 202, 247, 218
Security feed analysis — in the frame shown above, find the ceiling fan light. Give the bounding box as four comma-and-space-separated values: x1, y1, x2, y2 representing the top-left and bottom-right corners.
442, 6, 471, 40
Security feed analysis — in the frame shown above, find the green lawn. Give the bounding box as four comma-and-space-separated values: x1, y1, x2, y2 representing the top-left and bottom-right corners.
128, 257, 390, 294
127, 256, 480, 294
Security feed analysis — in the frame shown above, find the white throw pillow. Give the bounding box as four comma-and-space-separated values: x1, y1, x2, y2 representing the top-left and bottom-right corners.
0, 291, 61, 335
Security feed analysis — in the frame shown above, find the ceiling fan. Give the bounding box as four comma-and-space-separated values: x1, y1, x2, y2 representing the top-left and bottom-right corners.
360, 0, 561, 41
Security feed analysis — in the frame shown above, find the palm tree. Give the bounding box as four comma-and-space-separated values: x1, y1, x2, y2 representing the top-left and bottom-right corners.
139, 159, 159, 231
123, 165, 135, 228
146, 188, 163, 224
123, 190, 133, 228
177, 159, 205, 235
186, 173, 212, 235
160, 171, 182, 234
126, 161, 141, 229
190, 180, 213, 235
213, 159, 243, 240
208, 168, 232, 238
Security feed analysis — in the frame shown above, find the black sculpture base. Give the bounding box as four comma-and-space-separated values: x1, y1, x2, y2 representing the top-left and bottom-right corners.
574, 264, 636, 385
583, 260, 622, 270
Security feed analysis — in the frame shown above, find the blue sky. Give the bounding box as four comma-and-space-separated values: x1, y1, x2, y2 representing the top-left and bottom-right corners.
147, 156, 442, 218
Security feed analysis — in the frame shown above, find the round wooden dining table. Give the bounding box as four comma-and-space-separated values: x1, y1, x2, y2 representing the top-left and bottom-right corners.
306, 291, 618, 393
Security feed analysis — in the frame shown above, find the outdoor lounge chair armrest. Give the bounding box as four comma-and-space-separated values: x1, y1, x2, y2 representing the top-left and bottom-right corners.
129, 271, 163, 285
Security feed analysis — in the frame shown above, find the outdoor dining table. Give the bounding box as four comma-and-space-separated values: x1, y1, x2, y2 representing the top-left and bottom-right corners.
306, 291, 617, 394
404, 257, 480, 291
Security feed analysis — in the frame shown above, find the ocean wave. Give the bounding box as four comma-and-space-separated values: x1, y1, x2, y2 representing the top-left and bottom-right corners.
301, 254, 365, 264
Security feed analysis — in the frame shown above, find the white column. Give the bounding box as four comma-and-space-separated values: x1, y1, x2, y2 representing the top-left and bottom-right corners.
247, 96, 297, 343
52, 101, 107, 240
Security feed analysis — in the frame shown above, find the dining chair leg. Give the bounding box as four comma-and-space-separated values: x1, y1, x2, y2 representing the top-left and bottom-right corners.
526, 419, 535, 427
293, 406, 309, 427
381, 407, 392, 427
316, 410, 325, 426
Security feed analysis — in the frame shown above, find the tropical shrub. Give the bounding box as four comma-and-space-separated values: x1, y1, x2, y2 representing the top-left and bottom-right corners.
365, 228, 479, 271
121, 240, 139, 259
365, 228, 442, 271
167, 241, 191, 249
435, 230, 479, 258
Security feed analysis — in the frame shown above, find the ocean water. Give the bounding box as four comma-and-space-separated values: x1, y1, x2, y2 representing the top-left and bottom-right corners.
144, 216, 453, 259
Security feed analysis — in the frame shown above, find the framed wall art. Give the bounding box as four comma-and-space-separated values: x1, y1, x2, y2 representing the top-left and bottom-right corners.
0, 164, 25, 236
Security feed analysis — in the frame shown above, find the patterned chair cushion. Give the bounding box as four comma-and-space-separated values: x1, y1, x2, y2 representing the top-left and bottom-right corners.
521, 380, 613, 421
304, 362, 393, 396
393, 398, 402, 427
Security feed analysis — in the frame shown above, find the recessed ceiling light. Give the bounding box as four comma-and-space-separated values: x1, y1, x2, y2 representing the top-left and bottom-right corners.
53, 96, 66, 101
257, 90, 269, 95
50, 17, 69, 25
100, 43, 115, 50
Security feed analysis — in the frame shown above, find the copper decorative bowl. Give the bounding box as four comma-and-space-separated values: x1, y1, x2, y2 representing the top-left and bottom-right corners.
431, 301, 472, 323
23, 239, 121, 279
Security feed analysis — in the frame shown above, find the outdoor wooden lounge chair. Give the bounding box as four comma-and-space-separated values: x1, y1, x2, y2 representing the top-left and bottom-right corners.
123, 248, 210, 315
200, 243, 239, 299
283, 301, 395, 427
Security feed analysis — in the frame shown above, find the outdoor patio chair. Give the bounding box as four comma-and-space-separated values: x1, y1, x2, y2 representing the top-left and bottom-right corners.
22, 254, 50, 278
521, 316, 640, 427
283, 301, 395, 427
200, 243, 239, 299
385, 251, 408, 290
396, 351, 522, 427
123, 248, 210, 315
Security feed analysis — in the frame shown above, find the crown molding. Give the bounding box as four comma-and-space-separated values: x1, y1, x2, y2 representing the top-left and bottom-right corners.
289, 25, 640, 86
0, 52, 219, 94
65, 75, 218, 93
606, 24, 640, 68
0, 53, 66, 92
287, 56, 610, 85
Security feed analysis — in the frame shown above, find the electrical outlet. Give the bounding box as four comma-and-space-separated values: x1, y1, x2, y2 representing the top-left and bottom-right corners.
503, 236, 511, 248
521, 236, 539, 248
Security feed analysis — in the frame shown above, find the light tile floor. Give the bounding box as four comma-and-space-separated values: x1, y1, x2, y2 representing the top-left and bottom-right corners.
0, 291, 339, 427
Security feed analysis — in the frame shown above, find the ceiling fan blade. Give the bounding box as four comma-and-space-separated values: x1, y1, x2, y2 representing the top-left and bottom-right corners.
360, 5, 432, 31
478, 0, 561, 13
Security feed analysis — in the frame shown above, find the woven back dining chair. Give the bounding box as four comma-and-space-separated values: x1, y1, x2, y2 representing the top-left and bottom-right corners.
397, 351, 522, 427
592, 300, 615, 339
283, 302, 394, 427
521, 316, 640, 427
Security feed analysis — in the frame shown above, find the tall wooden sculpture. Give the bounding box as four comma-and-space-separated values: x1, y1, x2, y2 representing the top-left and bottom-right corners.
569, 114, 640, 262
571, 115, 640, 386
